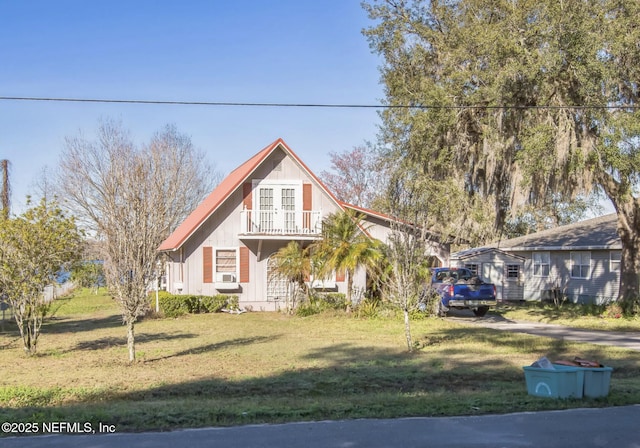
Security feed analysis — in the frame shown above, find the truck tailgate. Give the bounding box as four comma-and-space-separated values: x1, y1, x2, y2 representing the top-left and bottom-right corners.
454, 284, 495, 300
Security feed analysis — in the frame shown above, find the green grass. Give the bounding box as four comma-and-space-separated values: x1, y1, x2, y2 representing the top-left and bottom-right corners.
494, 301, 640, 331
1, 289, 639, 435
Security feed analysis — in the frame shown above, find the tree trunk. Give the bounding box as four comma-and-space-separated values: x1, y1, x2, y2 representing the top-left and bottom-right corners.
127, 319, 136, 362
346, 270, 354, 312
403, 308, 413, 352
27, 315, 37, 355
597, 172, 640, 313
615, 205, 640, 312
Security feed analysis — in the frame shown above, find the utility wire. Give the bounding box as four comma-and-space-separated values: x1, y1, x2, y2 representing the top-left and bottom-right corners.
0, 96, 637, 110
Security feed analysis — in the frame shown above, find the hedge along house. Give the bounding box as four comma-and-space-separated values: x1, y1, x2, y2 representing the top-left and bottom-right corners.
451, 214, 621, 304
157, 138, 450, 311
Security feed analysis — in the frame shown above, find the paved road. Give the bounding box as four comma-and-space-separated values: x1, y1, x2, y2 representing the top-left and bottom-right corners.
3, 405, 640, 448
446, 310, 640, 351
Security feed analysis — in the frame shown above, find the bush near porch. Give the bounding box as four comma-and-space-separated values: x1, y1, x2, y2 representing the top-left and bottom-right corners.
150, 291, 239, 318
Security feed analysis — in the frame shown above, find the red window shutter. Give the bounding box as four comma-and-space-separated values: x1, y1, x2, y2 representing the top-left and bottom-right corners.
239, 246, 250, 283
336, 269, 345, 282
303, 183, 312, 230
243, 182, 252, 210
203, 246, 213, 283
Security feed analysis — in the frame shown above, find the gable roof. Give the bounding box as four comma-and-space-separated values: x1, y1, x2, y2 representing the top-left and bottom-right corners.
494, 213, 620, 251
452, 247, 525, 261
158, 138, 344, 252
340, 201, 449, 243
340, 202, 396, 223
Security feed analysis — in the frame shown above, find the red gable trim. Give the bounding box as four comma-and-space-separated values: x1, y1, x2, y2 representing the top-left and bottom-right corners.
340, 202, 396, 222
341, 201, 447, 243
158, 139, 280, 252
158, 138, 345, 252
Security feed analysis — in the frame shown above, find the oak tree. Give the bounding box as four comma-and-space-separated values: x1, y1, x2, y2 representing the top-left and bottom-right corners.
364, 0, 640, 310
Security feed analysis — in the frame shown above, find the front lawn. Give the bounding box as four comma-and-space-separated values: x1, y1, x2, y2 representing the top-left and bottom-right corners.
1, 289, 639, 435
494, 301, 640, 331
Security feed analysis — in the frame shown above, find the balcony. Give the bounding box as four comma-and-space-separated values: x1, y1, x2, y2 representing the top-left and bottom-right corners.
239, 209, 322, 239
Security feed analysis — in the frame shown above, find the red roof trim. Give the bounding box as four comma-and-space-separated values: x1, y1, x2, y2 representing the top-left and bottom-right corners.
341, 201, 447, 242
158, 138, 345, 252
340, 202, 396, 222
158, 139, 281, 251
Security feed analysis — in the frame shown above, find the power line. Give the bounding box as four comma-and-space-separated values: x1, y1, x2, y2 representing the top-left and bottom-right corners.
0, 96, 384, 108
0, 95, 636, 110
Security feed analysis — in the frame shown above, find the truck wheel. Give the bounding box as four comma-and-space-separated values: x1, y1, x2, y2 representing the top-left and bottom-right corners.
472, 306, 489, 317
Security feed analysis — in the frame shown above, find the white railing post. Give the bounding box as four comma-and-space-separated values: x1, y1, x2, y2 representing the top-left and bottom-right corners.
241, 209, 322, 235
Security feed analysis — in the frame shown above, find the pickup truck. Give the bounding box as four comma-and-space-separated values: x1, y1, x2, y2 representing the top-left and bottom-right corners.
430, 267, 496, 317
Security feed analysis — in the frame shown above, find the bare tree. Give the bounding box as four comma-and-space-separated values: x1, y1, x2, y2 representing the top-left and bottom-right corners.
29, 166, 58, 206
319, 144, 387, 209
57, 120, 220, 362
373, 174, 436, 352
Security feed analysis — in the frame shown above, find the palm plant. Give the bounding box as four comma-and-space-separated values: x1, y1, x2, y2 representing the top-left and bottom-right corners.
269, 241, 311, 311
315, 209, 383, 305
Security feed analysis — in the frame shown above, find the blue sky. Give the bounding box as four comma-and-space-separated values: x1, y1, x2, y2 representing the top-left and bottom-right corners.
0, 1, 383, 213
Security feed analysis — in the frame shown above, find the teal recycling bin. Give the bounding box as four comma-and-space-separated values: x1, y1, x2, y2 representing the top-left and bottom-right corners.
582, 366, 613, 398
523, 364, 584, 398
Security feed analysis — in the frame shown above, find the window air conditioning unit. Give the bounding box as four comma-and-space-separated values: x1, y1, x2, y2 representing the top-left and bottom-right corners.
217, 273, 236, 283
222, 274, 235, 283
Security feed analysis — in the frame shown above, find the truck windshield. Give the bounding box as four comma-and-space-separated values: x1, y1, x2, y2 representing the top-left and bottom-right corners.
435, 269, 472, 282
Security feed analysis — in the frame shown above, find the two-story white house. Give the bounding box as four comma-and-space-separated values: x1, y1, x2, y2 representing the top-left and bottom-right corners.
158, 138, 449, 311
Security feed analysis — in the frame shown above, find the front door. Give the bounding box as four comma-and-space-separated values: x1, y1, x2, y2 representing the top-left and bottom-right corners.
254, 181, 301, 233
482, 262, 504, 301
267, 256, 289, 302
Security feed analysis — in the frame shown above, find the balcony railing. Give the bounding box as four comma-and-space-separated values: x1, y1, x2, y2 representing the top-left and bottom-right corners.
239, 210, 322, 237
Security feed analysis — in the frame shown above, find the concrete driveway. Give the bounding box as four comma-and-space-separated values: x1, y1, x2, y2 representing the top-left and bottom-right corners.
446, 310, 640, 351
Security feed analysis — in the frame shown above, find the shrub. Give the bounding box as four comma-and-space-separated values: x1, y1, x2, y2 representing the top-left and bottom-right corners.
295, 302, 320, 317
294, 293, 347, 317
226, 295, 240, 311
605, 302, 624, 319
159, 294, 190, 318
319, 293, 348, 309
151, 292, 238, 318
354, 299, 379, 319
200, 295, 227, 313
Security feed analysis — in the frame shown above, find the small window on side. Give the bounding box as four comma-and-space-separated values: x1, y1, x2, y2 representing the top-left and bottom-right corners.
610, 251, 621, 272
506, 264, 520, 280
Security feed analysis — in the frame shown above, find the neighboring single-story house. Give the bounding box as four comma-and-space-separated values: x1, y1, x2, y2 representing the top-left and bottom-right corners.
158, 138, 450, 311
449, 247, 526, 302
451, 214, 621, 304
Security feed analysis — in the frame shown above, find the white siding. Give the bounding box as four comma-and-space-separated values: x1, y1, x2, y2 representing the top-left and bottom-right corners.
164, 147, 350, 310
450, 250, 524, 302
515, 250, 619, 304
